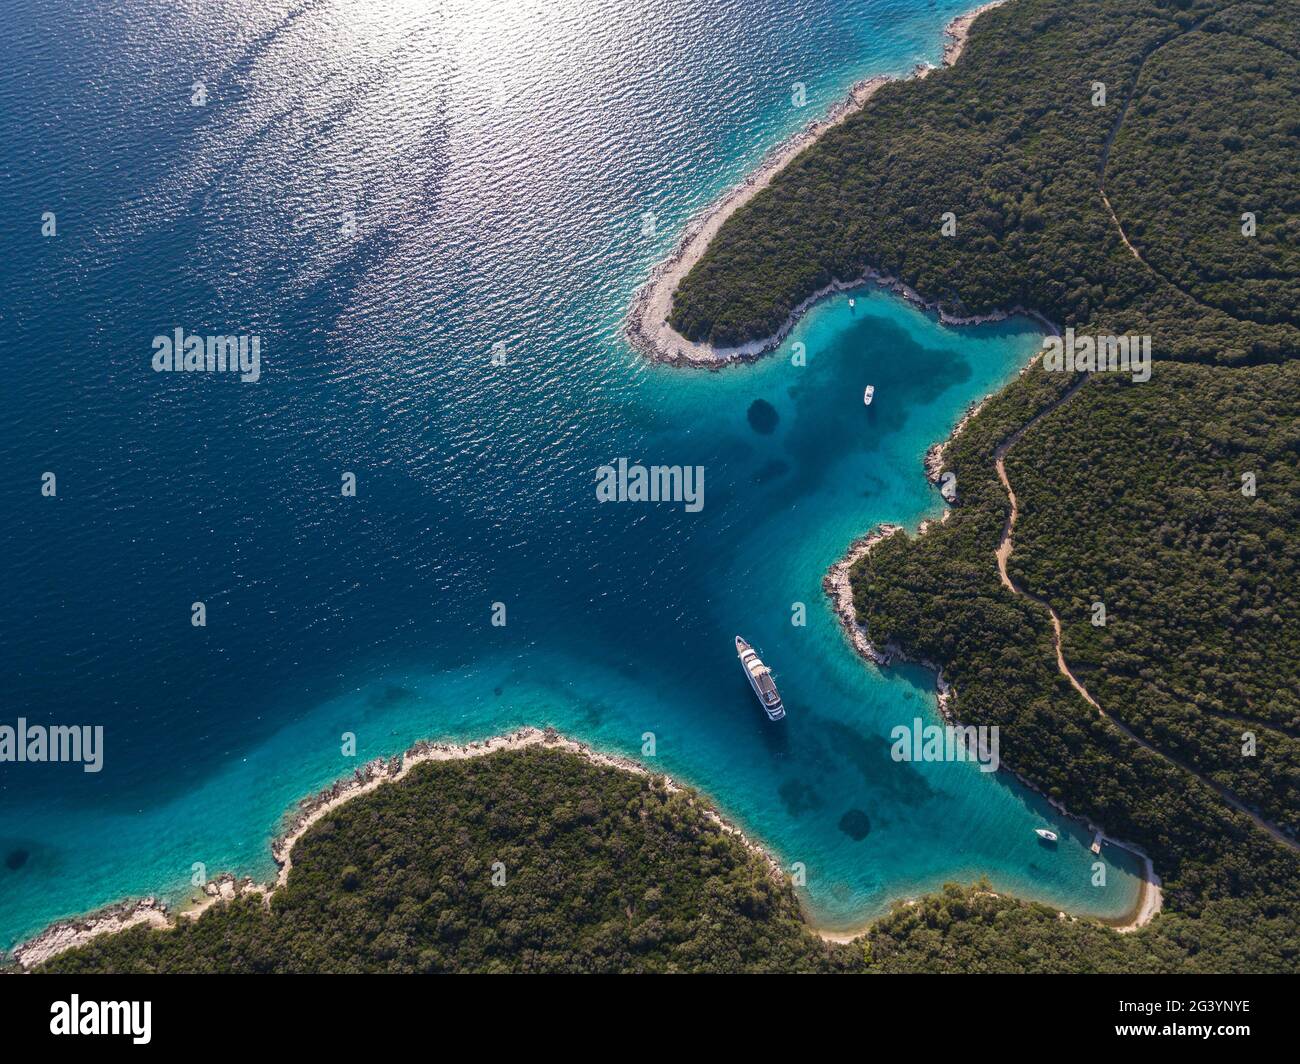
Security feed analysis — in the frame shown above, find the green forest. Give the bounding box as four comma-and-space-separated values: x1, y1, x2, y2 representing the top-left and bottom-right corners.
670, 0, 1299, 365
670, 0, 1299, 970
30, 746, 1270, 974
31, 0, 1300, 975
36, 749, 848, 974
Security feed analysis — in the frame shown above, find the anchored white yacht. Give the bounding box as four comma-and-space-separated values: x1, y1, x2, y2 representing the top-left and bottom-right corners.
1035, 828, 1058, 843
735, 637, 785, 721
863, 385, 875, 406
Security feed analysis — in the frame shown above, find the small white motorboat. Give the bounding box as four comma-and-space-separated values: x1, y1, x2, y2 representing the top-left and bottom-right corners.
1035, 828, 1058, 843
848, 297, 856, 309
863, 385, 875, 406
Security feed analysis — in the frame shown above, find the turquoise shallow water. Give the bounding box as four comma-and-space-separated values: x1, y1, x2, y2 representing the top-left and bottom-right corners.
0, 0, 1142, 950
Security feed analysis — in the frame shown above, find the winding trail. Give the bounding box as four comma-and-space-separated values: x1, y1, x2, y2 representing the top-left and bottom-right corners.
992, 378, 1300, 853
993, 377, 1096, 706
1096, 3, 1272, 327
1032, 0, 1300, 847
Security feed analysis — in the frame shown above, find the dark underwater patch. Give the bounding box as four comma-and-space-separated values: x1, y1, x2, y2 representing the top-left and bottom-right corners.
752, 458, 790, 485
5, 848, 30, 871
822, 720, 935, 805
778, 778, 824, 816
369, 684, 416, 709
838, 809, 872, 841
746, 399, 779, 434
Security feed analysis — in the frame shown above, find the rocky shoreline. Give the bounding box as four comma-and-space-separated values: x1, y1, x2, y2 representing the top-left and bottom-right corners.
9, 897, 170, 971
924, 397, 986, 483
942, 1, 1008, 65
923, 349, 1048, 482
7, 727, 789, 969
11, 699, 1159, 966
821, 426, 1163, 934
822, 522, 956, 717
626, 1, 1015, 368
822, 524, 904, 670
270, 727, 790, 889
822, 515, 1162, 932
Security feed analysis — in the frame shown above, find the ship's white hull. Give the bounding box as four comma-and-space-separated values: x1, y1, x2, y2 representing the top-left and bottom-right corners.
735, 637, 785, 721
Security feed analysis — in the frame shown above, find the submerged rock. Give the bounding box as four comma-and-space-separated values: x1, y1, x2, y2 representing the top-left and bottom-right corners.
746, 398, 779, 435
838, 809, 872, 841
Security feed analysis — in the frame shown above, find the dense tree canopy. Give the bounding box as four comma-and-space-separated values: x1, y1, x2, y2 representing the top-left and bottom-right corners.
670, 0, 1299, 367
35, 748, 1287, 974
788, 0, 1300, 969
35, 0, 1300, 976
40, 749, 853, 974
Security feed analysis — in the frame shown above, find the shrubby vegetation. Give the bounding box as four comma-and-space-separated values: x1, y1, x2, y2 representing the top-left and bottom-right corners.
39, 0, 1300, 975
788, 0, 1300, 969
36, 748, 1284, 974
670, 0, 1299, 368
851, 366, 1300, 962
40, 749, 853, 974
1105, 27, 1300, 327
1008, 364, 1300, 833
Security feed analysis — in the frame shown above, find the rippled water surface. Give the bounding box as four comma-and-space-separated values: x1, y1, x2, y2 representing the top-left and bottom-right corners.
0, 0, 1142, 948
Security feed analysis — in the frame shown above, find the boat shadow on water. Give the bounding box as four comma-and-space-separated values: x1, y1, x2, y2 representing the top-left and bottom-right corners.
756, 715, 791, 758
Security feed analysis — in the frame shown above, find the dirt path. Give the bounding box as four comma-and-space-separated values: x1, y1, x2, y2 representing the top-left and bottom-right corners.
993, 379, 1299, 853
993, 378, 1098, 708
1096, 4, 1265, 324
1099, 189, 1146, 268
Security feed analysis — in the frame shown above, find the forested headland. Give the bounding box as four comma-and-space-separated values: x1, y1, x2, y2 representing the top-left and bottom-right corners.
31, 745, 1258, 973
669, 0, 1299, 969
33, 0, 1300, 975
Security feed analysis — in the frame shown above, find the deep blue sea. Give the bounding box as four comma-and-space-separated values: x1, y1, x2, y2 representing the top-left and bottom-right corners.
0, 0, 1142, 950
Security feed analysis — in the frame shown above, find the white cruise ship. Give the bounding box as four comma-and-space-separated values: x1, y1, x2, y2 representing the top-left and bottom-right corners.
735, 637, 786, 721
